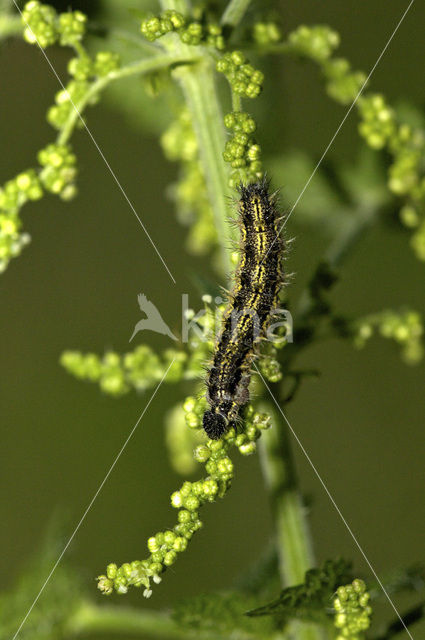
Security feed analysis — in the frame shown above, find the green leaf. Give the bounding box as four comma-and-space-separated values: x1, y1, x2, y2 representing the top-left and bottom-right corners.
246, 558, 352, 624
374, 601, 425, 640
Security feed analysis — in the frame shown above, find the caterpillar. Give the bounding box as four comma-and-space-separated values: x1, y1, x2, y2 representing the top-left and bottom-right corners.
203, 179, 285, 440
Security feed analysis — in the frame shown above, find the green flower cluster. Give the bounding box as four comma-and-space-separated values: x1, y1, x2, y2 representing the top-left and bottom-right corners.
357, 94, 397, 151
161, 110, 217, 254
97, 401, 272, 597
60, 346, 191, 396
322, 57, 366, 105
257, 338, 285, 383
29, 0, 120, 134
47, 51, 120, 130
61, 290, 287, 401
223, 111, 262, 187
0, 170, 41, 272
0, 4, 124, 275
182, 392, 208, 430
216, 51, 265, 186
367, 108, 425, 261
23, 1, 121, 132
353, 308, 424, 365
252, 21, 282, 46
216, 51, 264, 99
333, 579, 372, 640
185, 396, 271, 457
287, 25, 365, 105
285, 24, 425, 260
61, 297, 227, 396
38, 143, 77, 199
0, 141, 77, 271
141, 10, 185, 41
287, 25, 340, 63
22, 1, 122, 157
140, 10, 224, 50
389, 144, 422, 197
22, 1, 86, 49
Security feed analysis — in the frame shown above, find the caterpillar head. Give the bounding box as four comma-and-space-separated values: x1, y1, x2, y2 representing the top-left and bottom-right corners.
203, 410, 229, 440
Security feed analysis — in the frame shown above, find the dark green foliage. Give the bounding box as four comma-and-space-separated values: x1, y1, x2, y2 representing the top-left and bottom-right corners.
374, 602, 425, 640
246, 559, 352, 624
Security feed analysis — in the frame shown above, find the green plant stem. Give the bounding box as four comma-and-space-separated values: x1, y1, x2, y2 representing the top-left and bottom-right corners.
175, 62, 234, 275
66, 601, 219, 639
232, 91, 242, 112
259, 401, 325, 640
259, 401, 314, 584
221, 0, 253, 28
160, 0, 234, 278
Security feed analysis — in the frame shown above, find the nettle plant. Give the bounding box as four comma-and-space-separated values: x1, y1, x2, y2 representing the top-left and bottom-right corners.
1, 1, 425, 639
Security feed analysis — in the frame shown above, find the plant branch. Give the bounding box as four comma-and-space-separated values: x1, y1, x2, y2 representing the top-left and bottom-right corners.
57, 52, 199, 146
174, 61, 234, 276
374, 601, 425, 640
88, 23, 162, 54
66, 601, 219, 639
259, 401, 314, 584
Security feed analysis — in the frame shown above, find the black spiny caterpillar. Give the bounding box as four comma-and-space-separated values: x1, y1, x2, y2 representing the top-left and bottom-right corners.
203, 180, 285, 439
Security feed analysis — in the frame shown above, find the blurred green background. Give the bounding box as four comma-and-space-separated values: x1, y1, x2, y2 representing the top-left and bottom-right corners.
1, 0, 424, 637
